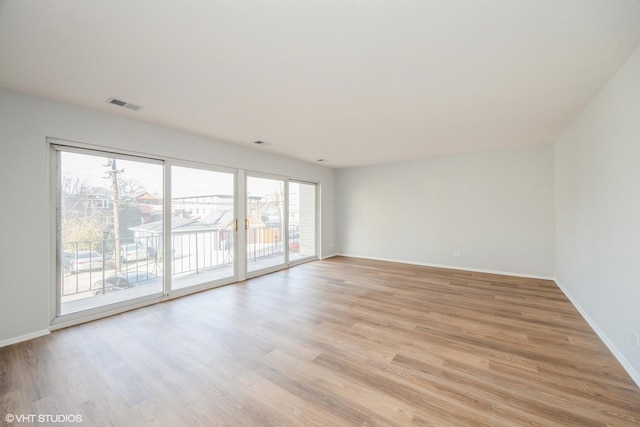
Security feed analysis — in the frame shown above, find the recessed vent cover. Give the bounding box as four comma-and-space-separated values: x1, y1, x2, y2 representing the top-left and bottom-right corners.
108, 98, 126, 106
107, 98, 143, 111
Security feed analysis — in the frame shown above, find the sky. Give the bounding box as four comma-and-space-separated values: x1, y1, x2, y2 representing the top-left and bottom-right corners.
61, 151, 285, 199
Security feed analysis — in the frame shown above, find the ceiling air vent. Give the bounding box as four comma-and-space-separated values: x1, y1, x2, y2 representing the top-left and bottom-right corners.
107, 98, 143, 111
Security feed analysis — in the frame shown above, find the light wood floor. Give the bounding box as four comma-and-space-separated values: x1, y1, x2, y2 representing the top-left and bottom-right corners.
2, 257, 639, 426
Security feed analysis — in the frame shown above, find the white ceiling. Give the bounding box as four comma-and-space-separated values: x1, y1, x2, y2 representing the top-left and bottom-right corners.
1, 1, 640, 168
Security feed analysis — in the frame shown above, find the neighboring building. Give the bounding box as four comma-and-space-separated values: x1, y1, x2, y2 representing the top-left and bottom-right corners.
171, 195, 235, 219
62, 192, 113, 227
132, 192, 162, 224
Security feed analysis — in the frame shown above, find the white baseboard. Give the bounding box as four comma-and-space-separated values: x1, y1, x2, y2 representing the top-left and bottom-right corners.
555, 280, 640, 389
320, 253, 338, 260
334, 253, 555, 281
0, 329, 50, 348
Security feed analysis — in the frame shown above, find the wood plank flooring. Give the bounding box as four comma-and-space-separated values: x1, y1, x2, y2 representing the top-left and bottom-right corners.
1, 256, 639, 426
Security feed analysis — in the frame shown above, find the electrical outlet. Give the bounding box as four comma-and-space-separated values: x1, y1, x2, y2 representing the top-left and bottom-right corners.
631, 330, 639, 347
453, 251, 461, 257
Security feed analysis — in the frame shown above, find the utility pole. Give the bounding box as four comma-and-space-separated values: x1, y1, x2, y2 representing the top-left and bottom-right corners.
105, 159, 123, 273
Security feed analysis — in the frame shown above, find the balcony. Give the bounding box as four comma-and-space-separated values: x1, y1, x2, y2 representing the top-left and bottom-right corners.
59, 228, 303, 314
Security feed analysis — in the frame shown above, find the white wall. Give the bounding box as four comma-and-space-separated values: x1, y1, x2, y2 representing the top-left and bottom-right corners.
0, 87, 336, 344
555, 45, 640, 382
336, 144, 555, 278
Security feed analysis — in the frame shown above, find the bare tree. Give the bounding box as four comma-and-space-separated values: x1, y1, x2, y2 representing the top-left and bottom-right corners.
118, 177, 145, 197
61, 176, 94, 195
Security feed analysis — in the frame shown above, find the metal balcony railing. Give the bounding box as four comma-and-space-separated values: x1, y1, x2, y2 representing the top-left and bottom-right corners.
60, 227, 300, 298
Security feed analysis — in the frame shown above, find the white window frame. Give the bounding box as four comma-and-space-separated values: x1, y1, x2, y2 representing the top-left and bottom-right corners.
48, 138, 320, 330
287, 179, 320, 267
244, 172, 319, 279
50, 142, 167, 325
166, 159, 240, 298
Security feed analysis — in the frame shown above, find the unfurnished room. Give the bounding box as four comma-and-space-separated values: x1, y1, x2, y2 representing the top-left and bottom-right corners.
1, 0, 640, 425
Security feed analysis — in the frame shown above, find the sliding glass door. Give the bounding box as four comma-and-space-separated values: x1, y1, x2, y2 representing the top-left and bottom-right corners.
171, 166, 236, 291
54, 141, 318, 321
245, 175, 318, 275
288, 181, 317, 262
246, 175, 286, 273
56, 148, 164, 315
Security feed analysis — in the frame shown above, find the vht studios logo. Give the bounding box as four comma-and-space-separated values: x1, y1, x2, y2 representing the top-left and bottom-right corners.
5, 414, 83, 423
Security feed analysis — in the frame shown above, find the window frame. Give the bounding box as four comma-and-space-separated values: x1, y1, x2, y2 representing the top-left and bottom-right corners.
287, 179, 320, 267
48, 138, 320, 329
51, 142, 166, 324
167, 160, 240, 297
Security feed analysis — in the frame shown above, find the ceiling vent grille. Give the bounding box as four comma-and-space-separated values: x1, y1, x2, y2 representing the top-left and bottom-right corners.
107, 98, 143, 111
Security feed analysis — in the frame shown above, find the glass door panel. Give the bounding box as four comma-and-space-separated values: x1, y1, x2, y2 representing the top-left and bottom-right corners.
58, 150, 164, 315
171, 166, 235, 290
288, 182, 317, 262
246, 176, 285, 273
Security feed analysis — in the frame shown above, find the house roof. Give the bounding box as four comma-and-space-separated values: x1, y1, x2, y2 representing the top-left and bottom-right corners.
133, 192, 160, 201
201, 210, 235, 228
130, 216, 217, 235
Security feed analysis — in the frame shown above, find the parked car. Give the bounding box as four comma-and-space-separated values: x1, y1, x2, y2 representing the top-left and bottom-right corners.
67, 251, 104, 274
93, 271, 159, 295
119, 243, 148, 263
